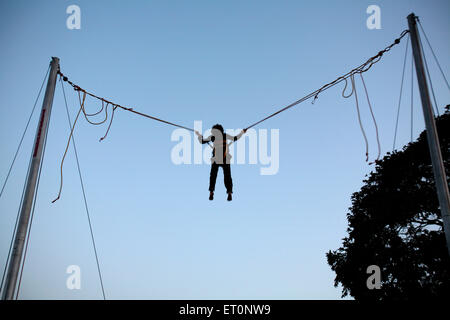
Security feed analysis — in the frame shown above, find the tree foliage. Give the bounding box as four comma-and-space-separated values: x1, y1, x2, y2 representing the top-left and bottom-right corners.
327, 106, 450, 300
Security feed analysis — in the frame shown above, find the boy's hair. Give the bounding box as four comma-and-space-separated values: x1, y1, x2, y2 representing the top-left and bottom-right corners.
212, 124, 224, 134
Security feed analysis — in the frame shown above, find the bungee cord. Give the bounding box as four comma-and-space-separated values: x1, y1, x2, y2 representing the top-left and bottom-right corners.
52, 29, 409, 202
393, 34, 410, 151
244, 30, 409, 130
3, 14, 448, 302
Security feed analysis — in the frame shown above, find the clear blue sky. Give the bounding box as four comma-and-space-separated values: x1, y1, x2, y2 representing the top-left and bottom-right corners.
0, 0, 449, 299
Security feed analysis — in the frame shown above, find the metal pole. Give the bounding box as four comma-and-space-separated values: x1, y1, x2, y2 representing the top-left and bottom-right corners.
2, 57, 60, 300
408, 13, 450, 255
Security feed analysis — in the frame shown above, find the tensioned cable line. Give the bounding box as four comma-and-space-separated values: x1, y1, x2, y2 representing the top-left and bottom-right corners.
421, 47, 440, 117
244, 30, 409, 131
0, 66, 50, 295
52, 29, 409, 202
57, 30, 409, 134
60, 78, 106, 299
58, 73, 195, 132
417, 21, 440, 117
393, 34, 410, 151
417, 18, 450, 92
0, 65, 50, 200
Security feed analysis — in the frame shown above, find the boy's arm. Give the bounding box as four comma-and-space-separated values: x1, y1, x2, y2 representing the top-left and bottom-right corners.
227, 129, 247, 142
195, 131, 213, 144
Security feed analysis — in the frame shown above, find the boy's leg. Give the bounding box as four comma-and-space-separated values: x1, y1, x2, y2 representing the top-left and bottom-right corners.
223, 164, 233, 194
209, 162, 219, 192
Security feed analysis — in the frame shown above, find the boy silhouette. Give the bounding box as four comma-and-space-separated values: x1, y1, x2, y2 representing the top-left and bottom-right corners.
195, 124, 246, 201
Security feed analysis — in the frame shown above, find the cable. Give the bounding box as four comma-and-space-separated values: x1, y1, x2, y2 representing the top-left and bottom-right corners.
0, 65, 50, 200
60, 78, 106, 300
342, 74, 378, 163
56, 29, 409, 134
78, 91, 110, 126
422, 50, 440, 117
350, 74, 369, 161
417, 19, 450, 92
342, 77, 355, 98
393, 34, 410, 151
52, 90, 83, 203
417, 23, 440, 117
52, 29, 409, 201
99, 104, 117, 142
359, 73, 381, 163
244, 30, 409, 130
58, 71, 194, 132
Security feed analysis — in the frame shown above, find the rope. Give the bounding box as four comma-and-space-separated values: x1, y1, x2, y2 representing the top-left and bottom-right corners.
359, 73, 381, 163
78, 91, 109, 126
52, 88, 83, 203
244, 30, 409, 130
342, 73, 381, 163
349, 74, 369, 162
417, 22, 440, 117
60, 78, 107, 300
421, 48, 440, 117
341, 77, 354, 98
417, 19, 450, 92
393, 34, 410, 151
99, 105, 118, 142
51, 29, 409, 201
0, 65, 50, 200
57, 29, 409, 135
58, 71, 194, 132
53, 73, 194, 202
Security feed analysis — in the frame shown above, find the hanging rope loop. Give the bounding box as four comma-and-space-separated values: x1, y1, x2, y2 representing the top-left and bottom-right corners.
348, 74, 369, 162
359, 73, 381, 164
342, 78, 354, 98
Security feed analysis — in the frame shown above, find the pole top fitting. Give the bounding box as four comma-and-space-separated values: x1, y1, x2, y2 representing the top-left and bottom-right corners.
407, 13, 418, 22
51, 57, 60, 68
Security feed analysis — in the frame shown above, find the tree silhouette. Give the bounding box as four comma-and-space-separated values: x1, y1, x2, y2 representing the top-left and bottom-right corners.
327, 106, 450, 300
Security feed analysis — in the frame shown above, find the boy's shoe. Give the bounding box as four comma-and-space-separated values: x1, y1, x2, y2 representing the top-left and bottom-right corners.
209, 192, 214, 201
227, 193, 232, 201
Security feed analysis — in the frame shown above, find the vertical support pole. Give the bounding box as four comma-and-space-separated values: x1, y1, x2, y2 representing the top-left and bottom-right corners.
2, 57, 60, 300
408, 13, 450, 256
